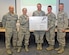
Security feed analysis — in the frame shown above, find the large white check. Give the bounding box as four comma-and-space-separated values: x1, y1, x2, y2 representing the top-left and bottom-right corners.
29, 16, 48, 31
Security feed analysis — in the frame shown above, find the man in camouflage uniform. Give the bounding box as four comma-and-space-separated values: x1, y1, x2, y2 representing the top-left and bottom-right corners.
2, 6, 18, 55
46, 5, 56, 51
55, 3, 68, 54
17, 8, 30, 52
32, 3, 45, 50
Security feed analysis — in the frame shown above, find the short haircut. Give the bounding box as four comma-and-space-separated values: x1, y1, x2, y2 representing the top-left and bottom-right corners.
59, 3, 64, 5
48, 5, 52, 9
22, 8, 27, 11
37, 3, 41, 6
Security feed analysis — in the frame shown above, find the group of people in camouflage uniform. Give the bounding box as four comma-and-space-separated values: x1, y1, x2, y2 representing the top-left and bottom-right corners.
2, 3, 68, 55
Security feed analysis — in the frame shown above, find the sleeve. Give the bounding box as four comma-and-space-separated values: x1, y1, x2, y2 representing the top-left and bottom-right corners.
2, 15, 7, 28
16, 15, 18, 21
32, 12, 35, 16
15, 14, 18, 22
64, 13, 68, 29
49, 14, 56, 29
43, 12, 45, 16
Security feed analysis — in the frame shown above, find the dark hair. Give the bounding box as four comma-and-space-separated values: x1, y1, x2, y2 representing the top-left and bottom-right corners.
48, 5, 52, 9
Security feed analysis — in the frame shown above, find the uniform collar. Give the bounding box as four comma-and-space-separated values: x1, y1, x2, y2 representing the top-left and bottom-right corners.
59, 10, 65, 14
8, 12, 15, 16
37, 10, 42, 12
47, 12, 52, 15
59, 10, 64, 13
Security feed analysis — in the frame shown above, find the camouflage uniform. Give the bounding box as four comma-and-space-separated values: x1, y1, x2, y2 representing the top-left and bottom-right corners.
57, 11, 68, 47
32, 10, 45, 50
46, 12, 56, 51
17, 14, 30, 52
55, 10, 68, 53
46, 12, 56, 45
2, 12, 18, 49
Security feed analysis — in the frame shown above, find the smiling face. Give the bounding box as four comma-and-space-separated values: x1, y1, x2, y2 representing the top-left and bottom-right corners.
47, 6, 52, 13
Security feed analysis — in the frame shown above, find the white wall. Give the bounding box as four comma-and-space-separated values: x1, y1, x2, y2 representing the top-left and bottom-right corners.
0, 0, 15, 22
17, 0, 59, 17
0, 0, 60, 22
